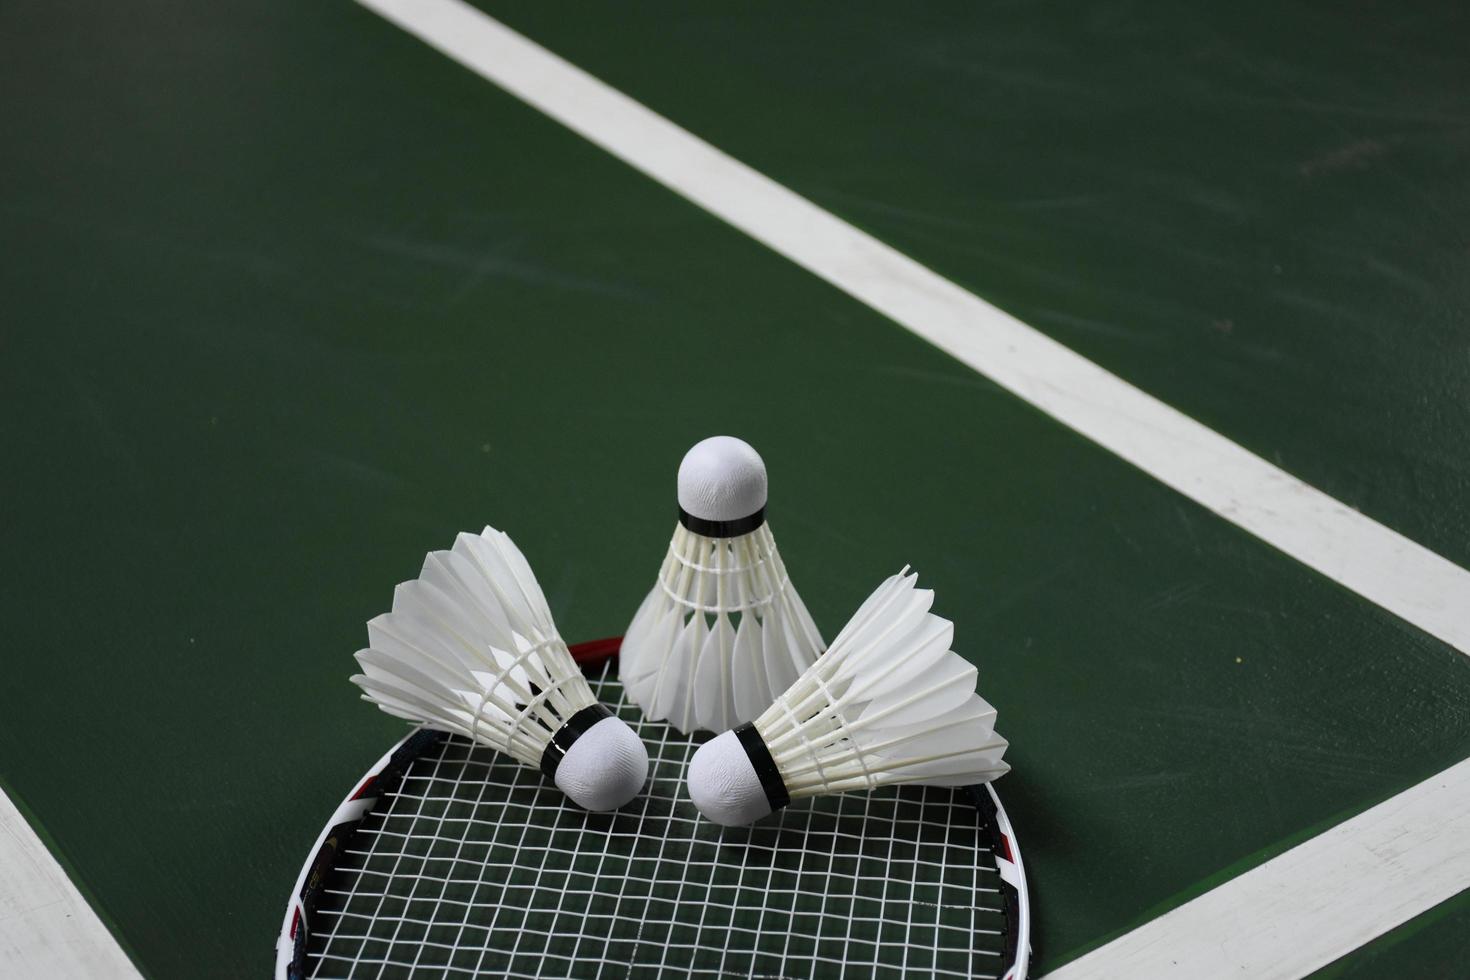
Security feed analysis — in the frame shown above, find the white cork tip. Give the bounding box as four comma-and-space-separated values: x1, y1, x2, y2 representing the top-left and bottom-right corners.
677, 436, 768, 524
687, 730, 776, 827
554, 716, 649, 812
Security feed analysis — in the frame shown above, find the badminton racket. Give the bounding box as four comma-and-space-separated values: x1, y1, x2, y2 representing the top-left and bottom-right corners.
276, 637, 1030, 978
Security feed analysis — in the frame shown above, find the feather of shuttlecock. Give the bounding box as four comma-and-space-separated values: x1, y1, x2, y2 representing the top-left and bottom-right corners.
350, 526, 649, 812
686, 567, 1009, 826
620, 436, 825, 735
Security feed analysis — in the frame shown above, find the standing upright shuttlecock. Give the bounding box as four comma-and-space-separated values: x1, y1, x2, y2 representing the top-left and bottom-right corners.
620, 436, 825, 735
351, 526, 649, 812
686, 568, 1008, 826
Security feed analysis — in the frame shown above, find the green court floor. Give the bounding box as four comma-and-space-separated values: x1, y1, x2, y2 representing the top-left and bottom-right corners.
2, 1, 1467, 977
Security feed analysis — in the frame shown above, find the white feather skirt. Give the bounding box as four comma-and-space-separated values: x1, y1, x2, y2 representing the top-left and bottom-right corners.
620, 522, 824, 734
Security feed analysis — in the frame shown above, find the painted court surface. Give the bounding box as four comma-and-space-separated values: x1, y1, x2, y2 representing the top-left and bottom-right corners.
2, 1, 1468, 976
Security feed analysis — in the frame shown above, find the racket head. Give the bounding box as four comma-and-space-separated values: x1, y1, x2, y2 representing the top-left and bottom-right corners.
277, 638, 1030, 978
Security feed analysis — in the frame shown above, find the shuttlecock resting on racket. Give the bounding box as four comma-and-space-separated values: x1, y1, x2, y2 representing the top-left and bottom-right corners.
620, 436, 825, 734
687, 568, 1009, 826
351, 526, 649, 812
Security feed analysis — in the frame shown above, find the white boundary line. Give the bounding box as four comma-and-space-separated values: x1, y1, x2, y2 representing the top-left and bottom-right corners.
351, 1, 1470, 975
1047, 758, 1470, 979
0, 789, 140, 978
356, 0, 1470, 658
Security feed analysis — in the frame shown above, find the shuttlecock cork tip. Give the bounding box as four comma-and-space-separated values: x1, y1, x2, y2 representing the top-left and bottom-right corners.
553, 716, 650, 812
688, 729, 781, 827
678, 436, 767, 535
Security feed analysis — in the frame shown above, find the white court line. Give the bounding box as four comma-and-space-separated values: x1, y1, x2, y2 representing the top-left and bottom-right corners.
358, 0, 1470, 658
0, 789, 141, 978
1046, 758, 1470, 979
352, 1, 1470, 975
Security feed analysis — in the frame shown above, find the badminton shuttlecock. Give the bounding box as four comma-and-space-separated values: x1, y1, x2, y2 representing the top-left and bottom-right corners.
620, 436, 825, 734
351, 526, 649, 811
687, 568, 1008, 826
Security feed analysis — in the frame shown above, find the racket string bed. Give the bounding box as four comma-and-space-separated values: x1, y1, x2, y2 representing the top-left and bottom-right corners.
297, 660, 1017, 979
328, 736, 459, 975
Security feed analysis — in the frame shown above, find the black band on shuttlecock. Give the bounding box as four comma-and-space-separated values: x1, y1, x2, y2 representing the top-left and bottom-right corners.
539, 703, 614, 780
733, 722, 790, 812
678, 505, 765, 538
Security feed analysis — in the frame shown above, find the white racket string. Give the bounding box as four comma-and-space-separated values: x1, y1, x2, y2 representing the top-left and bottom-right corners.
299, 660, 1015, 978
